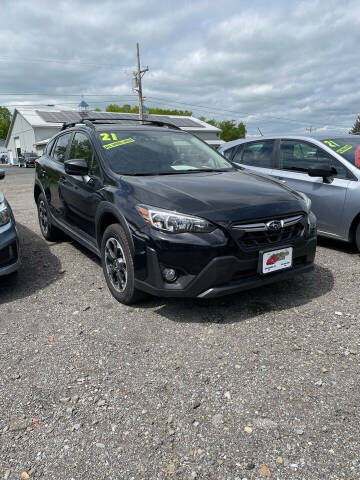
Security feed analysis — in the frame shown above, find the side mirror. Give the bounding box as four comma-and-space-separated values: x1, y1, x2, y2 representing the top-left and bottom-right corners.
64, 158, 88, 176
308, 165, 333, 183
0, 170, 5, 180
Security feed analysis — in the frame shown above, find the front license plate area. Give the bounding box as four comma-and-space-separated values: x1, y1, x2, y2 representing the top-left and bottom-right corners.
260, 246, 293, 275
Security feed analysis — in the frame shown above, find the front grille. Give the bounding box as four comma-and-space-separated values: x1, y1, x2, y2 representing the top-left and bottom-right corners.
231, 214, 305, 250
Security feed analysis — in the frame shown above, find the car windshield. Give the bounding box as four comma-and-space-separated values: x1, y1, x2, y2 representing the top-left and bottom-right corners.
321, 138, 360, 168
98, 129, 234, 175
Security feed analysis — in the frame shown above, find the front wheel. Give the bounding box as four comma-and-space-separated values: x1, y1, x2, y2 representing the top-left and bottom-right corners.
101, 223, 146, 304
355, 223, 360, 251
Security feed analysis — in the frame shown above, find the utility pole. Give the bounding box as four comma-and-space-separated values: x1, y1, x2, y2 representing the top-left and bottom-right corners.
134, 43, 149, 122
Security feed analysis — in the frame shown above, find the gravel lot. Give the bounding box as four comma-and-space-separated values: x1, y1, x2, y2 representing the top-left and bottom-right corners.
0, 168, 359, 480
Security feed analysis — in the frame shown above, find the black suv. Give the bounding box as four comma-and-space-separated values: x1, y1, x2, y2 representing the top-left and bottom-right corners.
19, 152, 38, 168
34, 117, 317, 304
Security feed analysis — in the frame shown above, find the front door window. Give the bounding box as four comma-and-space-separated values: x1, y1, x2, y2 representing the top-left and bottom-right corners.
70, 132, 100, 177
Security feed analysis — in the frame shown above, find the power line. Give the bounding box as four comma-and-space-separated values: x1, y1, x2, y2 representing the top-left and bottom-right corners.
0, 93, 138, 97
0, 56, 134, 68
0, 92, 352, 129
145, 95, 351, 129
4, 99, 138, 107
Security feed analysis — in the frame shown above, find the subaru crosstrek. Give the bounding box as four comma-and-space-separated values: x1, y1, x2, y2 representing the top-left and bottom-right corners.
34, 117, 317, 304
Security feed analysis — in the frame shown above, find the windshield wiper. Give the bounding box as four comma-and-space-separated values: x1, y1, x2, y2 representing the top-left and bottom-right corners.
122, 169, 233, 176
122, 172, 158, 176
181, 168, 232, 173
154, 169, 233, 174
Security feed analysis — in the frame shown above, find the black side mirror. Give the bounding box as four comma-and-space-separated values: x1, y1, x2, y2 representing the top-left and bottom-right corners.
0, 170, 5, 180
64, 158, 88, 176
308, 165, 333, 183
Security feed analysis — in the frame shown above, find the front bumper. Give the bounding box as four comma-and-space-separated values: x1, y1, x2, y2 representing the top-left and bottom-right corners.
0, 222, 20, 276
133, 228, 317, 299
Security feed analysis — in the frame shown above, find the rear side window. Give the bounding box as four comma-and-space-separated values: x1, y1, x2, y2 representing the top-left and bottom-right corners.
53, 133, 71, 163
222, 146, 235, 160
70, 132, 100, 177
233, 140, 275, 168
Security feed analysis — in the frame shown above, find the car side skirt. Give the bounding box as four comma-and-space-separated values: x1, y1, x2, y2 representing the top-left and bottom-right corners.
50, 214, 101, 257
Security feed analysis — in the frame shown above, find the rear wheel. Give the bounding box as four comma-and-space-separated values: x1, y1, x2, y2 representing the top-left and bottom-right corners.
101, 223, 146, 304
37, 193, 63, 241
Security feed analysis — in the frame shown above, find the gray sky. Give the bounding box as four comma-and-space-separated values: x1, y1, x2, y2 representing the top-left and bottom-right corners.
1, 0, 359, 135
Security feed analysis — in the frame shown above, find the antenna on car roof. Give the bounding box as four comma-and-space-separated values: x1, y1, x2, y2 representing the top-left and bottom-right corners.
257, 127, 263, 136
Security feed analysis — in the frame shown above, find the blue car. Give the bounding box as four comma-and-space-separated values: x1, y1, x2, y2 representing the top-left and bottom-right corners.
0, 170, 20, 276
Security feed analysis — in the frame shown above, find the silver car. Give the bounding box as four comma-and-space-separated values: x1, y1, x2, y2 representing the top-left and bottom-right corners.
219, 134, 360, 249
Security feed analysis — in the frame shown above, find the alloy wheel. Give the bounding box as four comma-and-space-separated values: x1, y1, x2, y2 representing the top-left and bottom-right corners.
105, 237, 127, 292
38, 200, 48, 235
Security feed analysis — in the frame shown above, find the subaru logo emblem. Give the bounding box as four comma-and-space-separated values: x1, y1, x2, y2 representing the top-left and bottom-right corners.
266, 220, 282, 231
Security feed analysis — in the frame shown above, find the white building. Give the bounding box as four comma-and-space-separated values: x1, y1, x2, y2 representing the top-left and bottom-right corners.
5, 109, 223, 163
0, 139, 7, 155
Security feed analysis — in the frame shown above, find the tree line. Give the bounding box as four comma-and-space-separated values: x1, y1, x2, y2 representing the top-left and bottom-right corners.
0, 107, 11, 140
2, 102, 360, 140
0, 104, 247, 143
104, 104, 247, 142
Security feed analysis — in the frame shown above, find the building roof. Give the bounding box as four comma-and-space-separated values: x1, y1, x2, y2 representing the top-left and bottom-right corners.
6, 108, 220, 139
5, 108, 221, 149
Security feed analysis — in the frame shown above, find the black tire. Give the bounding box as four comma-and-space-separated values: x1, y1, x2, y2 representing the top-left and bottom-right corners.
101, 223, 147, 304
37, 193, 63, 241
355, 223, 360, 251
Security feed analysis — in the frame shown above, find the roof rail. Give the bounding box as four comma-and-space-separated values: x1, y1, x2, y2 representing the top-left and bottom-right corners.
61, 117, 181, 131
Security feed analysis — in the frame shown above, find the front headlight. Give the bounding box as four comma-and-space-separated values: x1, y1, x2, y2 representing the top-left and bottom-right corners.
297, 192, 312, 212
137, 205, 216, 234
0, 202, 10, 226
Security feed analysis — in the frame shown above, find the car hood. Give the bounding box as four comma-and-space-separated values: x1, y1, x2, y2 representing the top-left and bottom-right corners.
123, 170, 307, 225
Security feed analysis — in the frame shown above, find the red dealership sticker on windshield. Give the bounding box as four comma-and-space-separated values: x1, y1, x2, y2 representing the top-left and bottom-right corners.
355, 146, 360, 167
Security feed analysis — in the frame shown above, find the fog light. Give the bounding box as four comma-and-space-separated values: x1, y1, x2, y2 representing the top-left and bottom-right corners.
162, 268, 177, 283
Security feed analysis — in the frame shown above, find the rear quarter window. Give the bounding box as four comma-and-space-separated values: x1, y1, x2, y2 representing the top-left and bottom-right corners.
222, 146, 235, 159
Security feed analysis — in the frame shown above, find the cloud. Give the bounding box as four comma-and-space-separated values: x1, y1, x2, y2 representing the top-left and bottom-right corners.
0, 0, 359, 135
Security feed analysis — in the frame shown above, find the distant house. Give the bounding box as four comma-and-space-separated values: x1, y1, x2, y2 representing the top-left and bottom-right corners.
5, 109, 223, 163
